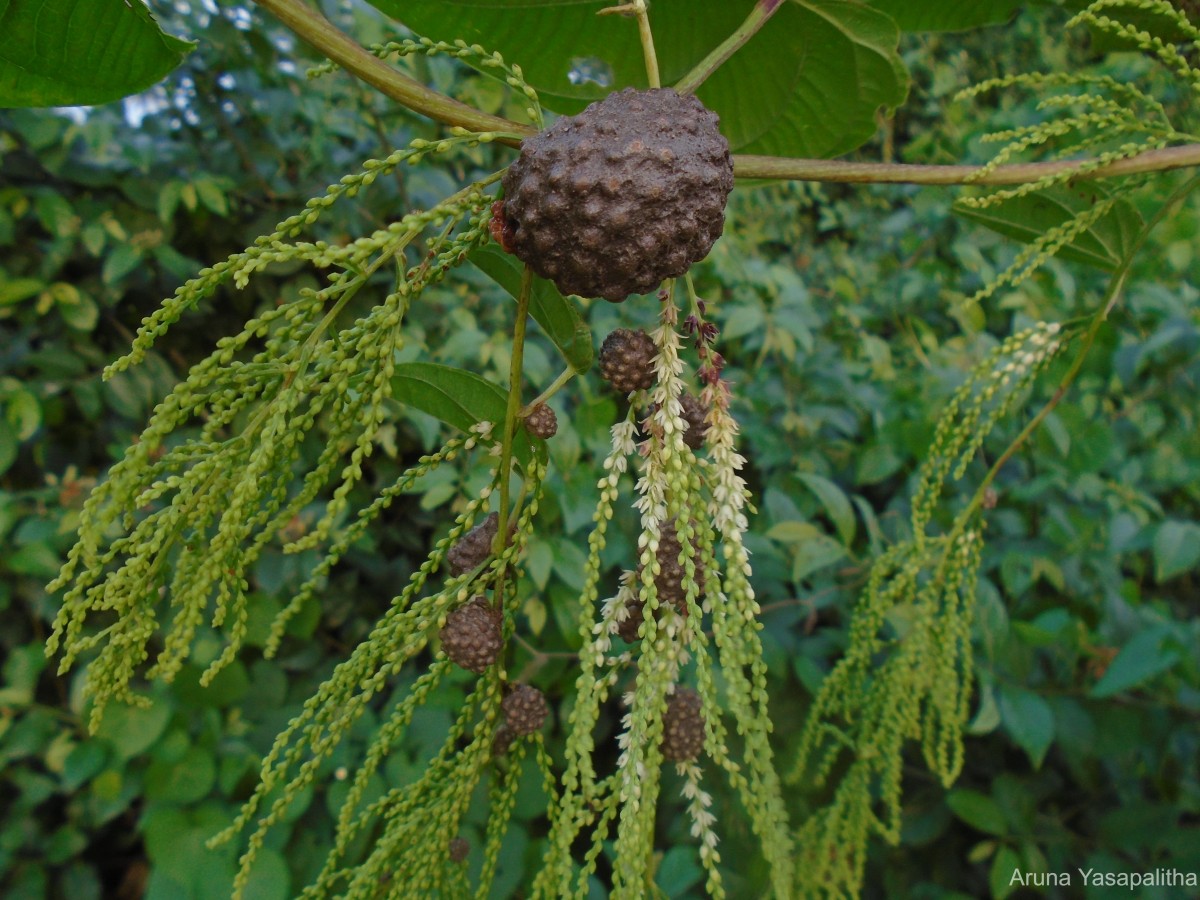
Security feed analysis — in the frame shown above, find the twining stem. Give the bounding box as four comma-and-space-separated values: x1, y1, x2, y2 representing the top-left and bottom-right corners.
253, 0, 1200, 186
495, 265, 534, 555
675, 0, 783, 95
733, 145, 1200, 183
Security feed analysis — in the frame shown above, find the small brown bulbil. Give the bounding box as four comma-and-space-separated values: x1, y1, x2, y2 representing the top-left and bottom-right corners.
440, 596, 503, 674
599, 328, 657, 394
502, 683, 549, 737
662, 687, 705, 762
523, 403, 558, 439
679, 392, 710, 450
637, 519, 705, 608
500, 88, 734, 302
616, 598, 645, 643
645, 392, 711, 449
449, 837, 470, 863
446, 512, 499, 576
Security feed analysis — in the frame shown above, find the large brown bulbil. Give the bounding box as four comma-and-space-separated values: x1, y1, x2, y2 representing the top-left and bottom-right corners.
439, 596, 503, 674
502, 683, 549, 736
662, 687, 705, 762
500, 88, 734, 302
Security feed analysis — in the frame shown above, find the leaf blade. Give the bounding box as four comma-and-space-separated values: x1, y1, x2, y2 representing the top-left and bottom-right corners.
0, 0, 195, 108
998, 685, 1055, 769
797, 472, 856, 546
470, 246, 594, 373
1090, 627, 1181, 698
867, 0, 1025, 31
1152, 520, 1200, 582
370, 0, 907, 158
390, 362, 536, 466
953, 185, 1145, 271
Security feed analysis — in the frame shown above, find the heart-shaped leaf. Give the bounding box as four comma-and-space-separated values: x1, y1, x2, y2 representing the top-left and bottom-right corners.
866, 0, 1025, 31
370, 0, 907, 159
713, 0, 907, 157
470, 246, 594, 373
391, 362, 538, 465
954, 184, 1145, 271
0, 0, 195, 108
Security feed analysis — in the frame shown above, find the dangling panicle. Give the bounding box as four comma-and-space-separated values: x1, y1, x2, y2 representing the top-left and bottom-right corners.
44, 131, 509, 731
40, 44, 584, 894
788, 323, 1069, 898
533, 283, 793, 899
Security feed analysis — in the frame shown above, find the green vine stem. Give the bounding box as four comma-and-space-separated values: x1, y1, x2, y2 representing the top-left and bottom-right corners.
251, 0, 1200, 186
634, 0, 661, 89
599, 0, 661, 88
734, 143, 1200, 182
521, 366, 576, 416
674, 0, 783, 95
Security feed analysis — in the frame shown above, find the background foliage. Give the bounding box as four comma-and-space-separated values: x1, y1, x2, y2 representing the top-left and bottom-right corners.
1, 1, 1197, 898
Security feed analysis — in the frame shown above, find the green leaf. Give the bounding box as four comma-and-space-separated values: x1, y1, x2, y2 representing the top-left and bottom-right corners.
998, 685, 1055, 769
657, 845, 704, 896
797, 472, 856, 546
726, 0, 908, 157
375, 0, 907, 158
990, 844, 1022, 900
946, 789, 1008, 836
525, 537, 554, 590
0, 427, 15, 476
855, 441, 903, 485
0, 645, 46, 705
391, 362, 536, 466
102, 243, 142, 285
967, 682, 1002, 735
792, 531, 847, 582
4, 387, 41, 440
4, 541, 60, 578
0, 0, 195, 108
867, 0, 1024, 31
144, 745, 216, 804
953, 185, 1144, 271
194, 177, 228, 217
1090, 627, 1181, 699
34, 192, 77, 237
93, 697, 172, 760
1152, 520, 1200, 582
61, 741, 108, 791
0, 277, 44, 307
551, 537, 589, 591
470, 246, 593, 373
241, 847, 290, 900
57, 290, 99, 331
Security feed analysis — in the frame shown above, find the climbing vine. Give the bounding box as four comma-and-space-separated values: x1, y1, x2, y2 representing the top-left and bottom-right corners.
34, 0, 1200, 897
